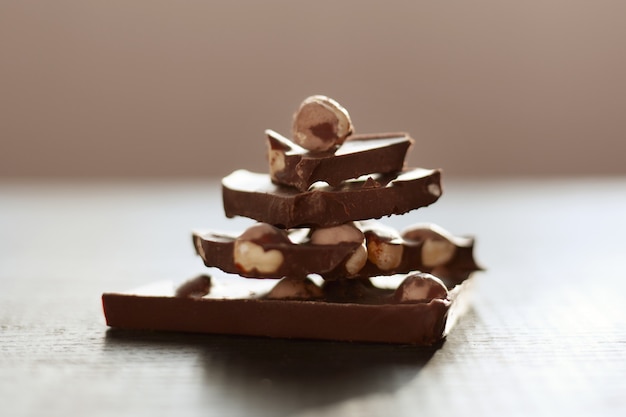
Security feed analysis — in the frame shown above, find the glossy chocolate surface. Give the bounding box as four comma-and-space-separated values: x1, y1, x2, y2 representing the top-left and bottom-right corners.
102, 274, 474, 345
222, 168, 442, 228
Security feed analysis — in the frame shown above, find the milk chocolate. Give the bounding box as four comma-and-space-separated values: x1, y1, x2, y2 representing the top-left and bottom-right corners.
267, 129, 413, 191
222, 168, 443, 228
102, 273, 474, 345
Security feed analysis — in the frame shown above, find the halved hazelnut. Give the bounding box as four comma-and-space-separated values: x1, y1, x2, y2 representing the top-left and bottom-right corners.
310, 223, 367, 275
367, 238, 403, 271
344, 244, 368, 275
292, 95, 353, 152
363, 224, 404, 271
233, 223, 290, 274
266, 129, 296, 180
268, 149, 286, 178
394, 272, 448, 303
402, 223, 457, 268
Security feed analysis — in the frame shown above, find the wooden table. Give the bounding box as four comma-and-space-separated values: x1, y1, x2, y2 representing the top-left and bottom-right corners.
2, 178, 625, 417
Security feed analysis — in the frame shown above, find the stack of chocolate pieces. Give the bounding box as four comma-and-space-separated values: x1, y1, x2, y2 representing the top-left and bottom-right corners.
103, 95, 481, 345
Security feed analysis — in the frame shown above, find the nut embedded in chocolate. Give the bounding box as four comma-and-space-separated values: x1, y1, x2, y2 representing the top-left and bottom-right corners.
364, 222, 404, 271
402, 223, 459, 267
292, 95, 353, 152
310, 222, 364, 245
310, 223, 368, 275
266, 277, 323, 300
193, 227, 363, 279
233, 223, 290, 275
394, 272, 449, 303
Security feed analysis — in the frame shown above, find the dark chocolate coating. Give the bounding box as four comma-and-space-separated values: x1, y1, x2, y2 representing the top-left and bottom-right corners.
222, 168, 443, 228
267, 130, 413, 191
102, 274, 475, 345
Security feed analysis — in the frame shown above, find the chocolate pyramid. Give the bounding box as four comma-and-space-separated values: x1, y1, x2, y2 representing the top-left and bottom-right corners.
103, 95, 481, 345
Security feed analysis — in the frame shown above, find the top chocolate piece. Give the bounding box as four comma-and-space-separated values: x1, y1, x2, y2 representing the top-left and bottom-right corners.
222, 168, 442, 228
267, 129, 413, 191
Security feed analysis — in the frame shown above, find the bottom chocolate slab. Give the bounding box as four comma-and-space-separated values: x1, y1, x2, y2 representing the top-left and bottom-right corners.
102, 273, 474, 345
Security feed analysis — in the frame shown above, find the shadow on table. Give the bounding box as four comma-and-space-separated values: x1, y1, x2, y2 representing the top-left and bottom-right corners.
105, 329, 444, 415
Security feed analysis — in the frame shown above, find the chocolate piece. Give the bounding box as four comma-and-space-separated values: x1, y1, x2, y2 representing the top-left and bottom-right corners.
193, 228, 360, 279
267, 129, 413, 191
102, 273, 474, 345
222, 168, 443, 228
194, 221, 481, 283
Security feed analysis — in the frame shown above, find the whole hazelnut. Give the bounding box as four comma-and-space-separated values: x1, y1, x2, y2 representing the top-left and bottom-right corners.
292, 95, 353, 152
394, 272, 448, 303
266, 277, 323, 300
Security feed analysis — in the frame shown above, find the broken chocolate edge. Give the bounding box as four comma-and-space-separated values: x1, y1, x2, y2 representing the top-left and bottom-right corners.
222, 168, 443, 228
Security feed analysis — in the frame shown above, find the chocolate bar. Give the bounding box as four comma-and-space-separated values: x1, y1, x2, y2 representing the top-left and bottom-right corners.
222, 168, 442, 228
267, 129, 413, 191
102, 272, 474, 345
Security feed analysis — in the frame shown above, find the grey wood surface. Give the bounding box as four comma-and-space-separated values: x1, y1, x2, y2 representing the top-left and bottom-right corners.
1, 178, 625, 417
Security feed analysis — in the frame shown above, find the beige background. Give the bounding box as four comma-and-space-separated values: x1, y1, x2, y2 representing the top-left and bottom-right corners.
1, 0, 625, 179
